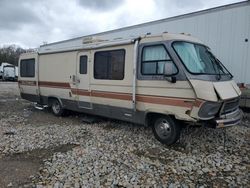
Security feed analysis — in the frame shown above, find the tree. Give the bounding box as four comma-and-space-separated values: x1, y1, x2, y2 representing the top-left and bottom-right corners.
0, 45, 32, 66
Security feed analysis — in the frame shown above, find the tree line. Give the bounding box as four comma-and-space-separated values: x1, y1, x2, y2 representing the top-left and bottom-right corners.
0, 45, 33, 66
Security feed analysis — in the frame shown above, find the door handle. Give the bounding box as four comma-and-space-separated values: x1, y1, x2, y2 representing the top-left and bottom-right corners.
72, 75, 80, 84
72, 75, 76, 85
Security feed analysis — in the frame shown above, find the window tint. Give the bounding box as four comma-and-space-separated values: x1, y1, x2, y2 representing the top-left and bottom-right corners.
20, 59, 35, 77
94, 49, 125, 80
79, 55, 87, 74
141, 45, 174, 75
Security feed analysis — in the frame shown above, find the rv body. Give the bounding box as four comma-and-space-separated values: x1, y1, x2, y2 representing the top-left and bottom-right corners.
18, 33, 242, 144
3, 65, 16, 81
0, 62, 11, 80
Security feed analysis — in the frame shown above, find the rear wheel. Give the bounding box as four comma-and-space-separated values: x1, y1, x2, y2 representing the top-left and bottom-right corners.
51, 99, 64, 116
152, 115, 181, 145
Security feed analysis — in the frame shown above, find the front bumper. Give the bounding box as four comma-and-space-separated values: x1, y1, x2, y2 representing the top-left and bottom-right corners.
204, 109, 243, 128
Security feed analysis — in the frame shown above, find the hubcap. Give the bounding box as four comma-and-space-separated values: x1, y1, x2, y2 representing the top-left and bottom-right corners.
52, 101, 60, 114
155, 119, 172, 139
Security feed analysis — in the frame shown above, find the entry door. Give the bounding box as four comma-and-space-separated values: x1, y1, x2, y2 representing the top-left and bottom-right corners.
76, 52, 92, 109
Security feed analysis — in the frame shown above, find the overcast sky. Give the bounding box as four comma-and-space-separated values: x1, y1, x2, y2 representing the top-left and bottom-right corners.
0, 0, 243, 48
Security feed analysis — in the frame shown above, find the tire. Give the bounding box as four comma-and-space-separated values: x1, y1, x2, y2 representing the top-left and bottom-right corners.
152, 115, 181, 145
51, 99, 64, 116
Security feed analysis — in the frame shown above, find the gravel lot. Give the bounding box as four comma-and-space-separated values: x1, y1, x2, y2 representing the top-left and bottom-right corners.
0, 82, 249, 188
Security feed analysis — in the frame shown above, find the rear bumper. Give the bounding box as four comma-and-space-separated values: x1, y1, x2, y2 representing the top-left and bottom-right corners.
204, 109, 242, 128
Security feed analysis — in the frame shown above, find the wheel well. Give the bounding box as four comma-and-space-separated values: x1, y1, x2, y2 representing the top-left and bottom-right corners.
47, 97, 62, 107
145, 112, 176, 127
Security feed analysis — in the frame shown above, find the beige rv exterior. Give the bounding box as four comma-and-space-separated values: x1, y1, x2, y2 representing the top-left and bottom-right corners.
18, 33, 242, 144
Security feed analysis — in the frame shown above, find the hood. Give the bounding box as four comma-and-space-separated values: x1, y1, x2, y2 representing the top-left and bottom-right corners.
189, 79, 241, 101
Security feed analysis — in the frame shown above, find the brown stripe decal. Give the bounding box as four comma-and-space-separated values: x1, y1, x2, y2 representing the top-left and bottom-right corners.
39, 81, 70, 89
18, 80, 37, 86
71, 88, 90, 96
70, 89, 194, 108
136, 95, 193, 108
92, 90, 132, 101
90, 90, 194, 108
18, 80, 197, 108
193, 99, 204, 107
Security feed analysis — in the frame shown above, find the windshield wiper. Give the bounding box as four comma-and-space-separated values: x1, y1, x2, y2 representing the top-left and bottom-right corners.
214, 57, 233, 79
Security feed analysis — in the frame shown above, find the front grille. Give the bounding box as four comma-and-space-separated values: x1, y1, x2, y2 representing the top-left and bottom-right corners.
221, 97, 240, 115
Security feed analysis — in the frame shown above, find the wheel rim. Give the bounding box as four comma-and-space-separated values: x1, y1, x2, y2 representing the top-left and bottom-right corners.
52, 101, 60, 114
155, 118, 172, 139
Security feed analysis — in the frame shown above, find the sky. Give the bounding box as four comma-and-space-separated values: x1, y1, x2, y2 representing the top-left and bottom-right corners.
0, 0, 243, 48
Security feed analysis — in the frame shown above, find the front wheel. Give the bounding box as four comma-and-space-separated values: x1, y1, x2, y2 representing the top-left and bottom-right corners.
152, 116, 181, 145
51, 99, 64, 116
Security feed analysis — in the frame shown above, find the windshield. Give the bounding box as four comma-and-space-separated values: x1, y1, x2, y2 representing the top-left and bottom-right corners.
173, 41, 231, 77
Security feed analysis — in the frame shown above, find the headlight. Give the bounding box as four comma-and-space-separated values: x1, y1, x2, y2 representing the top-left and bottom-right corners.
198, 101, 222, 119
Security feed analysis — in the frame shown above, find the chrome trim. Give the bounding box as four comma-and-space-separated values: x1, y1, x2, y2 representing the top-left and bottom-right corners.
215, 109, 242, 128
220, 97, 240, 116
220, 108, 240, 119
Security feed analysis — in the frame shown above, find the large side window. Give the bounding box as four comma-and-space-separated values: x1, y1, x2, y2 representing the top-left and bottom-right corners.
20, 59, 35, 77
141, 45, 174, 75
94, 49, 125, 80
79, 55, 87, 74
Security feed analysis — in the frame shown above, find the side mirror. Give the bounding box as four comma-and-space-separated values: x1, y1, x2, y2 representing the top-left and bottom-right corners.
163, 62, 178, 83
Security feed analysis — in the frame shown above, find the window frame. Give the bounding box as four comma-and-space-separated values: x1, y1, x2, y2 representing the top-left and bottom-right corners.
141, 44, 176, 76
93, 49, 126, 80
79, 55, 88, 74
20, 58, 35, 78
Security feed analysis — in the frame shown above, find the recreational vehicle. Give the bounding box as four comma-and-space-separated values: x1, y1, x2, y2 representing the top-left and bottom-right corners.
18, 33, 242, 144
0, 62, 10, 80
3, 65, 16, 81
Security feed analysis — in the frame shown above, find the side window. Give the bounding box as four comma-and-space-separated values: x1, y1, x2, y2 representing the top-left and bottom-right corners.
79, 55, 87, 74
20, 59, 35, 77
141, 45, 175, 75
94, 49, 125, 80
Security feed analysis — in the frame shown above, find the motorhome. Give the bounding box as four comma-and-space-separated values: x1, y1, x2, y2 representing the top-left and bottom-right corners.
18, 33, 242, 144
2, 64, 16, 81
0, 62, 10, 80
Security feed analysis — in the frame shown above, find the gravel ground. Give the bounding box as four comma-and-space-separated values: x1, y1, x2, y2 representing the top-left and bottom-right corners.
0, 82, 249, 188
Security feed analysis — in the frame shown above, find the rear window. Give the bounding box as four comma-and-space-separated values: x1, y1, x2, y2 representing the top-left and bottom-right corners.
20, 59, 35, 77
